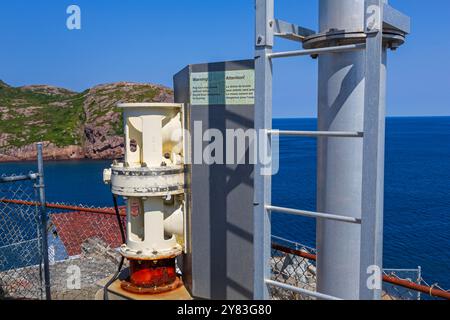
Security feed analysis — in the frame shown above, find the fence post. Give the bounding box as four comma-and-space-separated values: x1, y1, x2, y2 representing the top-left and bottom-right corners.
417, 266, 422, 301
36, 142, 51, 300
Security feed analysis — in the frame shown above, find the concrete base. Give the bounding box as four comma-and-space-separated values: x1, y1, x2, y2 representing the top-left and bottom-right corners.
95, 268, 193, 301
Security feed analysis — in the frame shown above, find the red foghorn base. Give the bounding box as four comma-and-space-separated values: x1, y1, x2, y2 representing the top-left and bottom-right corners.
121, 258, 182, 295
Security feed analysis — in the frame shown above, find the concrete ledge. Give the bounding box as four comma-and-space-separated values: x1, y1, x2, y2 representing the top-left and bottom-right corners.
95, 268, 192, 301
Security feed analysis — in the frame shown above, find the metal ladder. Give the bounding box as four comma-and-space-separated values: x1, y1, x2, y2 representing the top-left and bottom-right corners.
253, 0, 410, 300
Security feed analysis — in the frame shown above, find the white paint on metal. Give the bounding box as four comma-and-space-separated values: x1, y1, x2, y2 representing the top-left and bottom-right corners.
109, 103, 186, 260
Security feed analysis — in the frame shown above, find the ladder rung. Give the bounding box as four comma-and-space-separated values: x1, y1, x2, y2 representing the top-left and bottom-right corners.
265, 279, 342, 300
268, 43, 365, 59
266, 205, 362, 224
268, 130, 363, 138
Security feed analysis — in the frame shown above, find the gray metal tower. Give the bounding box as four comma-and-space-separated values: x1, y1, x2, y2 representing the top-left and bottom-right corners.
254, 0, 410, 300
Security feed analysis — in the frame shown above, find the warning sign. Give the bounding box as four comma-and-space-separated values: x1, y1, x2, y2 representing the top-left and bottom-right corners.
190, 70, 255, 106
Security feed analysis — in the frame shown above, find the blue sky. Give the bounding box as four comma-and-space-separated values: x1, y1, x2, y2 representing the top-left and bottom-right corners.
0, 0, 449, 118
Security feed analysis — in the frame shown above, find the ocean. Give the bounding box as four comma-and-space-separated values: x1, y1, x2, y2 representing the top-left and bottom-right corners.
1, 117, 449, 289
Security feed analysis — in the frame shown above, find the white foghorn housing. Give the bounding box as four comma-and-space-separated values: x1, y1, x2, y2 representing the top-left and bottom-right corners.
105, 103, 185, 260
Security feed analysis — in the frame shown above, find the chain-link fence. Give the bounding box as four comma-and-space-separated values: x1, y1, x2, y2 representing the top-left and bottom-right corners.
45, 203, 125, 300
382, 269, 422, 300
0, 173, 45, 300
271, 236, 450, 300
270, 235, 450, 301
1, 182, 449, 300
270, 236, 317, 300
417, 275, 450, 300
270, 235, 420, 300
383, 269, 450, 301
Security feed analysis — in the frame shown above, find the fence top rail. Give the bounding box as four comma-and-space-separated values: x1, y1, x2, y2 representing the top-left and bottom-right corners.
271, 235, 317, 252
384, 268, 421, 273
0, 199, 126, 216
0, 173, 39, 184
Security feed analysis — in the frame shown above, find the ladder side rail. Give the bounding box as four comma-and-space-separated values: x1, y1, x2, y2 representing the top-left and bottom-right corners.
254, 0, 274, 301
359, 0, 386, 300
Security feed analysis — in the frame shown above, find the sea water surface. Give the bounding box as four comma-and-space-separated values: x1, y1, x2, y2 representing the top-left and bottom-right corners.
1, 117, 449, 288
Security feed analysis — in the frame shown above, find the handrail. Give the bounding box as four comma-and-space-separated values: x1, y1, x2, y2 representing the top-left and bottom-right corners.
272, 243, 450, 300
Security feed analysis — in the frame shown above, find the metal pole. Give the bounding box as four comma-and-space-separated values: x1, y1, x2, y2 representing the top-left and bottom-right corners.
36, 143, 51, 300
254, 0, 273, 300
316, 0, 387, 300
359, 0, 386, 300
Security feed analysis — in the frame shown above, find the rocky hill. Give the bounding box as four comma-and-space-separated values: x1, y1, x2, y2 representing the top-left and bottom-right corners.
0, 81, 173, 162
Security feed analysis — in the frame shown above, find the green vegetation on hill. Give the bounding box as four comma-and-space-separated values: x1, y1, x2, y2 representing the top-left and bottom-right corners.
0, 81, 173, 150
0, 85, 85, 147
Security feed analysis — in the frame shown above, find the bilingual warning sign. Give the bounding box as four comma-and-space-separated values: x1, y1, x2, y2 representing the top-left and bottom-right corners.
190, 69, 255, 106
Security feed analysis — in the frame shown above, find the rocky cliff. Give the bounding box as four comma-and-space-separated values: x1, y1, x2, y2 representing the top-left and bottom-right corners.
0, 81, 173, 162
